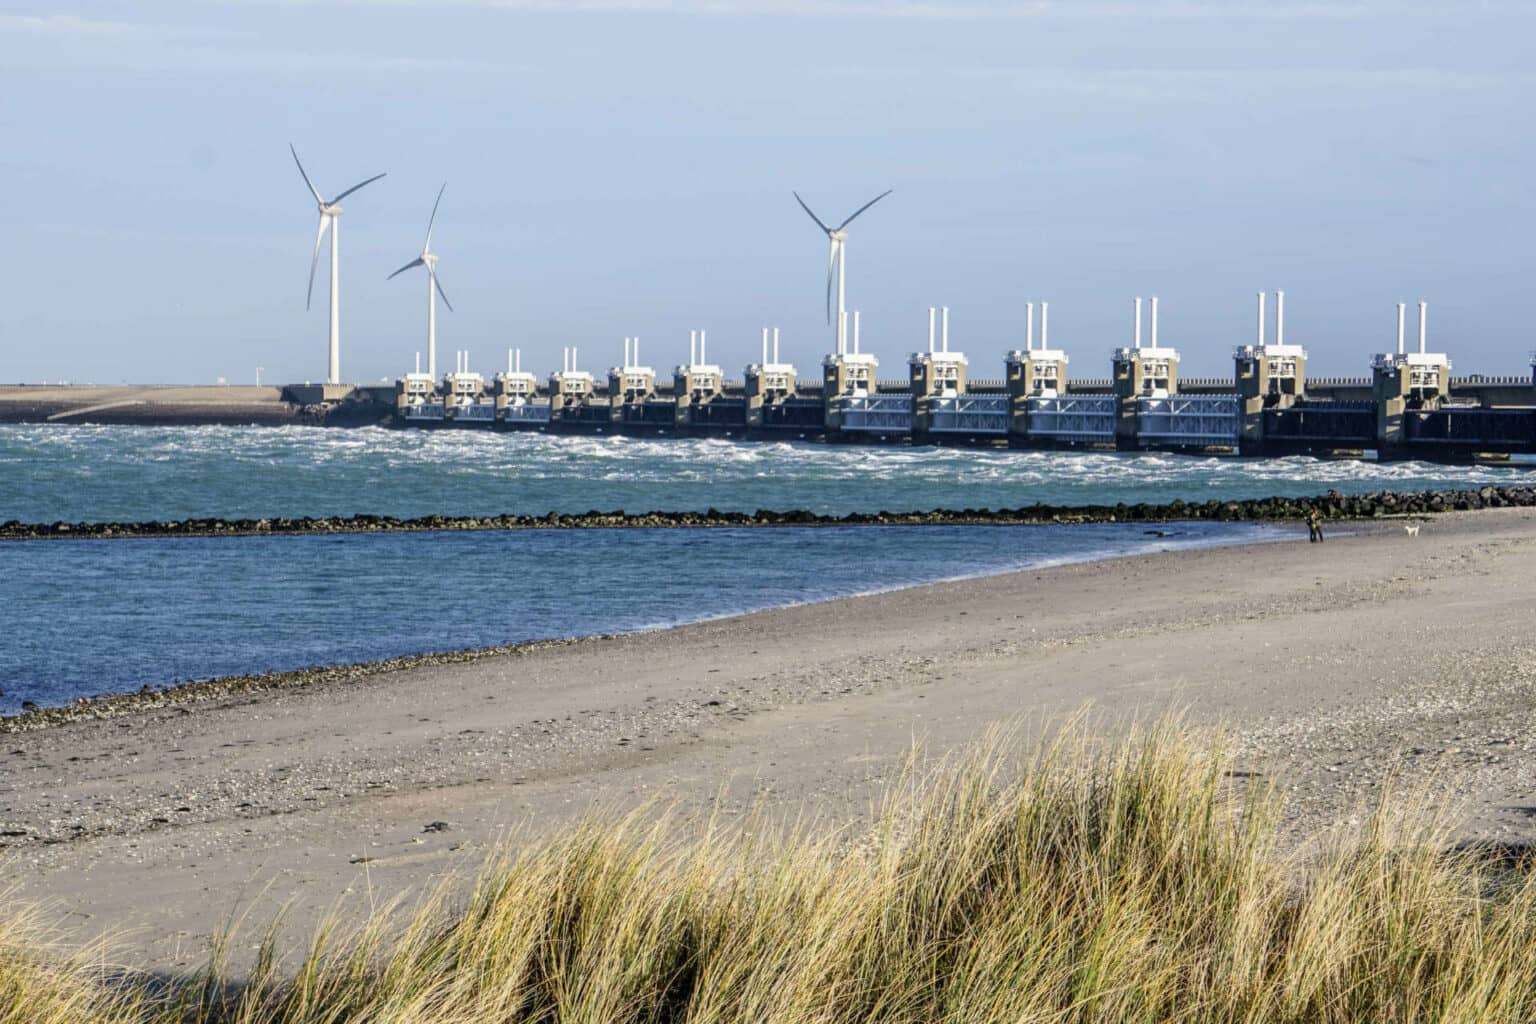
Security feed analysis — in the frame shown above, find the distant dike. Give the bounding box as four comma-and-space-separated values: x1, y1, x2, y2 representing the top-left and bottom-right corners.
0, 384, 385, 427
2, 486, 1532, 541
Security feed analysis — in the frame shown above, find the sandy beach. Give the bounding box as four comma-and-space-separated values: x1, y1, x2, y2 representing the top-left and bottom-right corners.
5, 508, 1536, 971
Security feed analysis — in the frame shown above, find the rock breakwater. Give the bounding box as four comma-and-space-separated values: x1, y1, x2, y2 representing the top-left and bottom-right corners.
2, 486, 1531, 541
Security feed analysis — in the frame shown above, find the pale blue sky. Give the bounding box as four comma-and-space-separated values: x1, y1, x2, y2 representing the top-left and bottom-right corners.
0, 1, 1531, 384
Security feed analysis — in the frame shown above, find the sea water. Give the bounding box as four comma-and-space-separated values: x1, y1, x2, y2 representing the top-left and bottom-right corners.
1, 423, 1527, 523
0, 521, 1293, 712
3, 423, 1515, 711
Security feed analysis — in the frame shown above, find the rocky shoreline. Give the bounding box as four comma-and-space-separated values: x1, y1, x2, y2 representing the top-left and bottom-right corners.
0, 636, 594, 734
3, 485, 1531, 541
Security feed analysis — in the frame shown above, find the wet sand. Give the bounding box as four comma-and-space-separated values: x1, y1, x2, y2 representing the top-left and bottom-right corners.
5, 509, 1536, 970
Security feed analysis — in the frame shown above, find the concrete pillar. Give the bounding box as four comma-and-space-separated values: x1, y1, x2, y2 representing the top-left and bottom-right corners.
493, 370, 539, 416
607, 367, 626, 421
1113, 348, 1179, 450
608, 366, 655, 423
673, 366, 721, 428
745, 363, 797, 430
395, 371, 439, 420
1374, 355, 1450, 454
822, 354, 877, 434
745, 366, 764, 429
1236, 348, 1306, 453
1373, 358, 1411, 453
674, 368, 695, 427
549, 372, 593, 420
1005, 351, 1031, 442
1003, 350, 1066, 445
822, 357, 849, 432
909, 351, 968, 441
1235, 349, 1261, 449
1112, 351, 1141, 450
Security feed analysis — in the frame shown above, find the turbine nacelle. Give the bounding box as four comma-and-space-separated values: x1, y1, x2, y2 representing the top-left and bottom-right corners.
794, 189, 891, 330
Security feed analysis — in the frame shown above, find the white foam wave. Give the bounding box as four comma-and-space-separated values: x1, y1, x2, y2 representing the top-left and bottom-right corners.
2, 423, 1530, 523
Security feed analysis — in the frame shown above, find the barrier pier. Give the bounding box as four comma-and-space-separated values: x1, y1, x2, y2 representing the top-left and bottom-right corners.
380, 295, 1536, 461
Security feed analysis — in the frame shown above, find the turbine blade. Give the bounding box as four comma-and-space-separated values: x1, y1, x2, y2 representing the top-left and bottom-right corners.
793, 191, 832, 235
424, 183, 446, 250
329, 172, 387, 205
836, 189, 893, 231
432, 270, 453, 312
826, 238, 836, 325
290, 143, 323, 205
307, 215, 331, 311
387, 257, 425, 280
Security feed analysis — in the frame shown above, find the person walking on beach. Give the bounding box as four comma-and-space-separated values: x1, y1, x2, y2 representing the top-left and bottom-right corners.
1307, 507, 1325, 543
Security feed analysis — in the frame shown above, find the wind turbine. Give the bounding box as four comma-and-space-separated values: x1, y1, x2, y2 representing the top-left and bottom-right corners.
290, 144, 386, 386
388, 184, 453, 379
793, 189, 892, 355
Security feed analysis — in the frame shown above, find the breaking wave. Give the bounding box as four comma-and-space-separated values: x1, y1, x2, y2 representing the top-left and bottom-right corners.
1, 423, 1528, 522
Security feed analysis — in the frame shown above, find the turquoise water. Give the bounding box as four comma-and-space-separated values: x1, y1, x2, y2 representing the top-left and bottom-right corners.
0, 424, 1527, 523
0, 521, 1293, 713
0, 423, 1511, 711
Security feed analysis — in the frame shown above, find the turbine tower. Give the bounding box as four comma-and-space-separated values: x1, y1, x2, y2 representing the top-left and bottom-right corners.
793, 189, 891, 354
388, 184, 453, 379
290, 144, 385, 386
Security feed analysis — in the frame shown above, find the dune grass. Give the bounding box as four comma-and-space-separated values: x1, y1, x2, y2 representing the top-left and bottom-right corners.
5, 721, 1536, 1023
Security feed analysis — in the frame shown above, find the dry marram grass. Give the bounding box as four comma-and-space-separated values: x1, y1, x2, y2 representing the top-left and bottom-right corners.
5, 721, 1535, 1023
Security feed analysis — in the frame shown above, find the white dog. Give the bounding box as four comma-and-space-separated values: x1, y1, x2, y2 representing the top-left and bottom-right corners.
1404, 522, 1421, 537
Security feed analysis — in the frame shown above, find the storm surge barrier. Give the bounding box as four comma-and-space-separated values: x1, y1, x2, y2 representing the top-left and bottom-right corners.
325, 297, 1536, 462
